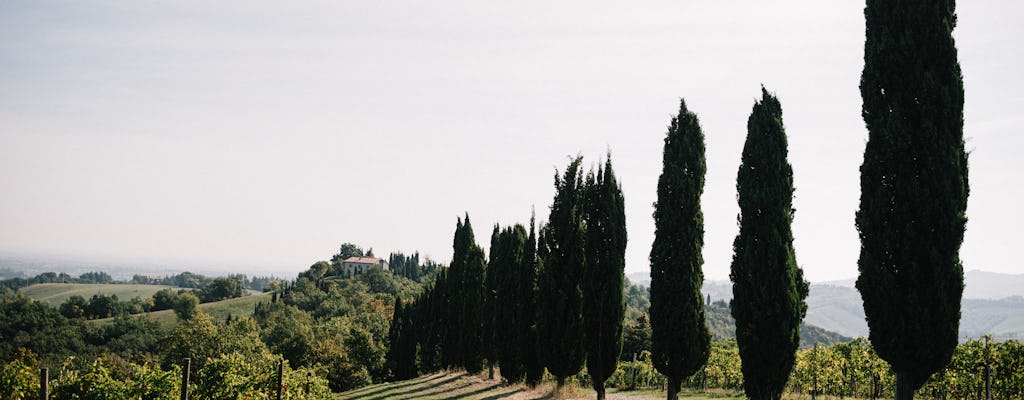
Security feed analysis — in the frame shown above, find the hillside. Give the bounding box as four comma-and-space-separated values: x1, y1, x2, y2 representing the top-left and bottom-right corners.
19, 282, 182, 306
91, 291, 272, 328
627, 273, 1024, 341
334, 371, 739, 400
704, 300, 850, 348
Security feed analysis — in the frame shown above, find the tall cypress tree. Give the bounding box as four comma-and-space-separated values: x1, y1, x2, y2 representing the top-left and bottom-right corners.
583, 156, 627, 400
494, 224, 528, 383
442, 218, 466, 368
649, 99, 712, 400
729, 88, 809, 400
857, 1, 967, 398
522, 213, 545, 387
460, 218, 487, 374
415, 275, 443, 372
394, 299, 418, 380
484, 225, 501, 379
538, 156, 587, 387
386, 296, 405, 378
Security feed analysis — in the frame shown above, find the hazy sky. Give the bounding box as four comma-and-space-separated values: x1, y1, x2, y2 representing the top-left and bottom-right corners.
1, 1, 1021, 281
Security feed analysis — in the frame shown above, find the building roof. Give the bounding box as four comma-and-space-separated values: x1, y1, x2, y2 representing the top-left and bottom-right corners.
343, 257, 382, 264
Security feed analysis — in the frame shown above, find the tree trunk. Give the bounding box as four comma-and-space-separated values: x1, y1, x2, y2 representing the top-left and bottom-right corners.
666, 376, 680, 400
895, 370, 914, 400
556, 375, 566, 388
595, 380, 606, 400
488, 362, 494, 380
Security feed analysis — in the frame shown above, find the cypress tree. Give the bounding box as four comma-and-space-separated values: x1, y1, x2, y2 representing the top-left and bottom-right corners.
415, 277, 442, 372
522, 213, 545, 387
857, 0, 967, 398
460, 219, 487, 374
391, 298, 418, 380
484, 225, 501, 379
649, 99, 712, 400
401, 304, 419, 379
386, 296, 405, 378
583, 155, 627, 400
538, 156, 587, 387
729, 88, 809, 400
442, 218, 467, 368
495, 224, 529, 383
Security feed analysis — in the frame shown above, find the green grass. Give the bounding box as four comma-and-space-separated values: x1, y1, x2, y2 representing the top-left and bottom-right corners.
91, 291, 273, 328
20, 283, 182, 306
333, 371, 744, 400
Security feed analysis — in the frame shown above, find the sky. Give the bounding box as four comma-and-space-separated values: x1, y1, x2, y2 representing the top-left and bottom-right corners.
1, 1, 1021, 282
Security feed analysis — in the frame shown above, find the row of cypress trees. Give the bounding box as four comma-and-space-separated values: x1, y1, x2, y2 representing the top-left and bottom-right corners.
649, 89, 809, 400
648, 0, 967, 397
391, 2, 967, 396
386, 156, 628, 399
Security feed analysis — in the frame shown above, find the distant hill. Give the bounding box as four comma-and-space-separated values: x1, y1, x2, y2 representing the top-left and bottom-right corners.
963, 270, 1024, 299
704, 300, 850, 349
815, 270, 1024, 300
91, 291, 272, 328
627, 271, 1024, 341
20, 283, 181, 306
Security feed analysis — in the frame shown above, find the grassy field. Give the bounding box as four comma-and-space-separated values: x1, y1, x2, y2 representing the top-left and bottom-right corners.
91, 291, 273, 328
20, 283, 181, 306
334, 371, 745, 400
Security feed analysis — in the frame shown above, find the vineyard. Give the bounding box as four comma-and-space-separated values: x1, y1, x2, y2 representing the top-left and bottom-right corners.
6, 336, 1021, 399
598, 337, 1024, 399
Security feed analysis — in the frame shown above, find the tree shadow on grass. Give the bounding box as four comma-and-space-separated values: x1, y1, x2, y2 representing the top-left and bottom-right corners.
340, 373, 461, 400
474, 388, 526, 400
368, 378, 475, 400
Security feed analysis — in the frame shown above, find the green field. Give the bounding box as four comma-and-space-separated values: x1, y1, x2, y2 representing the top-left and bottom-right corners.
20, 283, 182, 306
90, 291, 273, 328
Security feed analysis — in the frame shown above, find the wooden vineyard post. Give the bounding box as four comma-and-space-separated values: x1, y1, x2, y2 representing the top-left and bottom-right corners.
39, 368, 48, 400
180, 358, 191, 400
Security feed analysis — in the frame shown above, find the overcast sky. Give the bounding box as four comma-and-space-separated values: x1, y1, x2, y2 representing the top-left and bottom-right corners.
1, 1, 1021, 281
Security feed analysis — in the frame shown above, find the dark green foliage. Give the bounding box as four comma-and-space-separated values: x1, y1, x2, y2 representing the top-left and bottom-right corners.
331, 243, 366, 264
443, 214, 487, 373
415, 270, 447, 372
622, 313, 651, 362
583, 155, 627, 400
78, 271, 113, 284
490, 223, 530, 383
59, 295, 88, 319
857, 0, 967, 397
461, 242, 488, 373
165, 271, 208, 289
202, 277, 245, 302
389, 251, 423, 281
522, 214, 545, 386
173, 292, 200, 321
442, 219, 468, 368
0, 292, 88, 364
729, 88, 809, 400
484, 225, 501, 377
649, 98, 712, 400
538, 156, 587, 385
386, 297, 418, 380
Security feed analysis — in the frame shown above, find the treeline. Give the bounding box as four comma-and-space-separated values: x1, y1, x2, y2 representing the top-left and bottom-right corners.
0, 270, 279, 293
0, 254, 425, 397
0, 271, 113, 291
54, 277, 250, 321
385, 155, 629, 399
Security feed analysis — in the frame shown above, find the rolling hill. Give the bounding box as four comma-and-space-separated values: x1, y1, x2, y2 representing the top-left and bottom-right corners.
19, 282, 182, 306
627, 271, 1024, 341
91, 291, 272, 328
